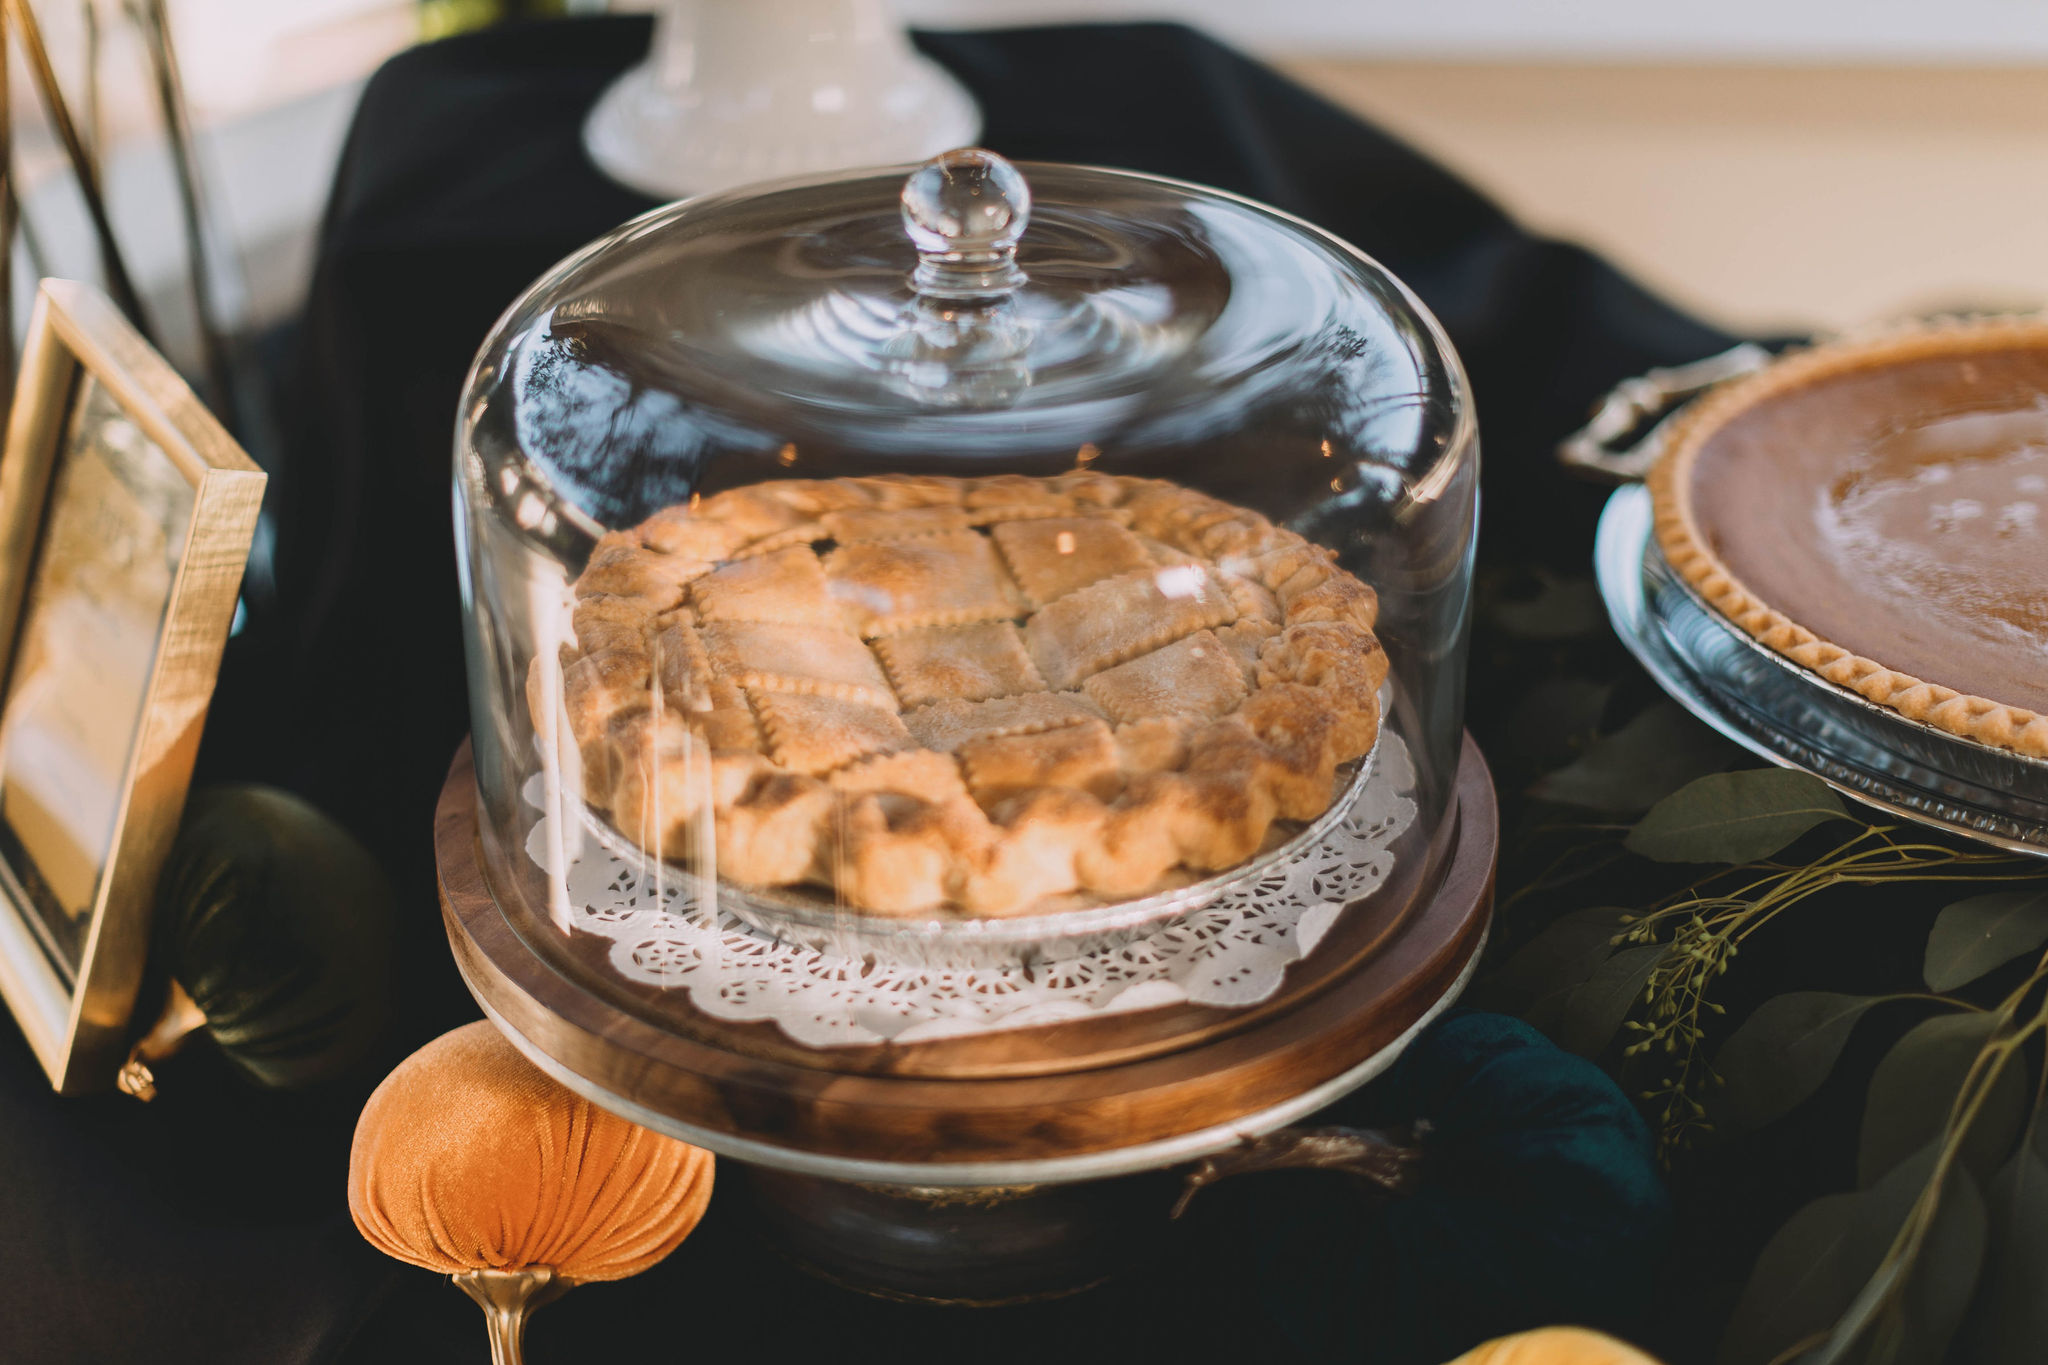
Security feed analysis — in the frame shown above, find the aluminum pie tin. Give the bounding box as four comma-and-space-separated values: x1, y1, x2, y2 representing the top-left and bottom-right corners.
580, 743, 1380, 970
1595, 484, 2048, 857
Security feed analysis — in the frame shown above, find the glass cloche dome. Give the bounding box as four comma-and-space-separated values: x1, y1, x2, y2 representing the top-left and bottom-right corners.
455, 149, 1477, 949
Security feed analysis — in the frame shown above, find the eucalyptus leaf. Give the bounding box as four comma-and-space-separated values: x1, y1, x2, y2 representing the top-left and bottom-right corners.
1857, 1011, 2027, 1189
1718, 1146, 1985, 1365
1625, 769, 1849, 864
1833, 1155, 1986, 1365
1923, 887, 2048, 992
1962, 1140, 2048, 1364
1468, 907, 1632, 1016
1716, 1170, 1906, 1365
1713, 992, 1886, 1135
1520, 983, 1579, 1039
1530, 701, 1741, 815
1552, 943, 1664, 1058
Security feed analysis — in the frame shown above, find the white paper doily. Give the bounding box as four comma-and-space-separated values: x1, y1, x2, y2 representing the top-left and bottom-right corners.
521, 733, 1417, 1048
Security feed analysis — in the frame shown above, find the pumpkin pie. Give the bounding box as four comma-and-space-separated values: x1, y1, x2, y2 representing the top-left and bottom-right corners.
533, 473, 1386, 916
1650, 318, 2048, 758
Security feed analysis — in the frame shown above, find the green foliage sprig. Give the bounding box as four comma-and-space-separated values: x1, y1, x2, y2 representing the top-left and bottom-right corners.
1489, 768, 2034, 1158
1718, 906, 2048, 1365
1485, 758, 2048, 1365
1614, 812, 2031, 1157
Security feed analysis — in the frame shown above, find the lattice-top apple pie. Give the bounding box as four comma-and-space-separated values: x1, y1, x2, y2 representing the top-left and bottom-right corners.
532, 473, 1387, 916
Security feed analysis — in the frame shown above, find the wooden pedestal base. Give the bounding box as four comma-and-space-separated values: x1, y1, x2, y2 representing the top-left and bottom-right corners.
437, 733, 1497, 1297
742, 1166, 1178, 1306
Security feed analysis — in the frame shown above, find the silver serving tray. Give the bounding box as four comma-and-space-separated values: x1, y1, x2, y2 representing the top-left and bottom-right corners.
580, 742, 1380, 970
1595, 484, 2048, 857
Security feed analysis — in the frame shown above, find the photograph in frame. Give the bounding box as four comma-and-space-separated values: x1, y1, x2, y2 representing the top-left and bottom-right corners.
0, 279, 263, 1092
0, 375, 196, 974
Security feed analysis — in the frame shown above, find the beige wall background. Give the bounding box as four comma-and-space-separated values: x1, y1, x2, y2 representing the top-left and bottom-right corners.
903, 3, 2048, 337
1276, 62, 2048, 337
903, 0, 2048, 62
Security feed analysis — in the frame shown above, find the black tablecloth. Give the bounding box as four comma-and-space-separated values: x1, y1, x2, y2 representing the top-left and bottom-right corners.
0, 19, 1733, 1363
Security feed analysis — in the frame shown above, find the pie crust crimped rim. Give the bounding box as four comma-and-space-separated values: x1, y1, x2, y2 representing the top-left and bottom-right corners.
573, 741, 1378, 962
1647, 316, 2048, 760
542, 472, 1390, 918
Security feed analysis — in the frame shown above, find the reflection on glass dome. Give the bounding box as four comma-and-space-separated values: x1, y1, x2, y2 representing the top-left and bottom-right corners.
455, 150, 1477, 959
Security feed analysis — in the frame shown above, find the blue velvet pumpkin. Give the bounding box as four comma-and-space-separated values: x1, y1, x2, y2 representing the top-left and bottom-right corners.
1203, 1012, 1670, 1364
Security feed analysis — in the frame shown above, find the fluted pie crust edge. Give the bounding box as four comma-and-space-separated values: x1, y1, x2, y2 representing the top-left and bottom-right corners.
1648, 318, 2048, 760
530, 473, 1389, 917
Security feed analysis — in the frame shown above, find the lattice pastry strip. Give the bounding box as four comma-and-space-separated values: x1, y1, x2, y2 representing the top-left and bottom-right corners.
1024, 566, 1237, 689
1083, 630, 1249, 723
750, 690, 913, 776
962, 473, 1079, 512
825, 531, 1024, 637
642, 487, 807, 553
822, 505, 975, 543
873, 621, 1046, 707
576, 535, 711, 611
690, 545, 840, 627
730, 524, 828, 559
698, 619, 895, 709
902, 692, 1107, 753
991, 516, 1152, 607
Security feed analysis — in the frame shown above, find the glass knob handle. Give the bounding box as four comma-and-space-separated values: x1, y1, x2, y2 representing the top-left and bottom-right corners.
901, 147, 1030, 301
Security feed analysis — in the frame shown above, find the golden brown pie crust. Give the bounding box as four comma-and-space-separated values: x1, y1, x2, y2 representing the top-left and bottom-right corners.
1649, 318, 2048, 759
533, 473, 1387, 916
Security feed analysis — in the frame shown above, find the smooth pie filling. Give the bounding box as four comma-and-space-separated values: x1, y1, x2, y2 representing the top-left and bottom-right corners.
531, 473, 1386, 917
1652, 323, 2048, 757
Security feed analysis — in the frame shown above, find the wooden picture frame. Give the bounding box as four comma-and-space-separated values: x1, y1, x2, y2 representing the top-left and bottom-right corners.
0, 279, 262, 1092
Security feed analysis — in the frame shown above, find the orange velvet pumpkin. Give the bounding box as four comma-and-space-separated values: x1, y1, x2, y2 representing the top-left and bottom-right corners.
348, 1020, 713, 1281
1448, 1328, 1665, 1365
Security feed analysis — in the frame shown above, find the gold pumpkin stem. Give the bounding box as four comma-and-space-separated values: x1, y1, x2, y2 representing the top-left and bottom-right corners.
451, 1268, 573, 1365
116, 980, 209, 1101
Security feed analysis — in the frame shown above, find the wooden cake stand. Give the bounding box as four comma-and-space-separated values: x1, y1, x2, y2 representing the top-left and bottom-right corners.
437, 735, 1497, 1302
